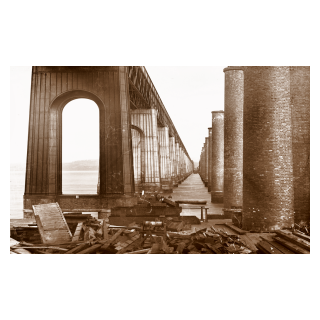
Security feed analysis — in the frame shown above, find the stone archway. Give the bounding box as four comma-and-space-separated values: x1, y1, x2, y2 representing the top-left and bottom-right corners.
24, 67, 135, 213
49, 90, 105, 195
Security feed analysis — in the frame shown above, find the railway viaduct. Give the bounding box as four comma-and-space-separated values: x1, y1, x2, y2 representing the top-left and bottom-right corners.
23, 66, 193, 215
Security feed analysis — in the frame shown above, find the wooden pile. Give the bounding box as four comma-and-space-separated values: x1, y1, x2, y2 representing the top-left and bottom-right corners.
256, 229, 310, 254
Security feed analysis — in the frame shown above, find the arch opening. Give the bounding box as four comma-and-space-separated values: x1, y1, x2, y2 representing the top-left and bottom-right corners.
62, 98, 99, 194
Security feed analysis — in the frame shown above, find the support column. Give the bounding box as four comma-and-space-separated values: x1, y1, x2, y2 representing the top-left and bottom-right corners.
208, 128, 212, 192
131, 109, 161, 193
158, 127, 172, 193
242, 66, 294, 232
204, 138, 209, 187
169, 136, 176, 187
175, 142, 180, 185
290, 66, 310, 224
211, 111, 224, 203
200, 145, 205, 182
131, 128, 142, 192
223, 67, 244, 209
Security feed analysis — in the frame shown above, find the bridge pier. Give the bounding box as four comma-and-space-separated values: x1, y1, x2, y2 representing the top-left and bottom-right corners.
131, 109, 161, 193
290, 67, 310, 224
169, 137, 177, 188
242, 66, 294, 232
211, 111, 224, 203
207, 128, 212, 192
158, 127, 173, 193
223, 67, 244, 210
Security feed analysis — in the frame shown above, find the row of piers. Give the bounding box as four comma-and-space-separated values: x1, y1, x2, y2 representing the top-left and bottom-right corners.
131, 108, 193, 194
199, 66, 310, 232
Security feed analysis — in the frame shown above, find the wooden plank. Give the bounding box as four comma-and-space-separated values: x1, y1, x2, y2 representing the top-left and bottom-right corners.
116, 237, 141, 254
256, 241, 283, 254
162, 198, 179, 207
260, 236, 295, 254
33, 203, 72, 244
11, 248, 32, 254
124, 248, 149, 254
275, 230, 310, 251
10, 238, 20, 247
176, 200, 207, 205
72, 223, 83, 242
256, 243, 269, 254
64, 243, 90, 254
78, 229, 124, 254
223, 223, 248, 235
239, 235, 258, 253
176, 242, 186, 254
102, 220, 109, 240
12, 246, 68, 251
205, 243, 222, 254
292, 231, 310, 242
273, 237, 309, 254
34, 215, 46, 244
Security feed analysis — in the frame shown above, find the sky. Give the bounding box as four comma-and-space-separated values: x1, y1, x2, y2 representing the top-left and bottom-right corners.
10, 66, 226, 165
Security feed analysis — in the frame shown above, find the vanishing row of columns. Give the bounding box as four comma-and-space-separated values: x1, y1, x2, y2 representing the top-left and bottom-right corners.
199, 66, 310, 232
131, 109, 193, 193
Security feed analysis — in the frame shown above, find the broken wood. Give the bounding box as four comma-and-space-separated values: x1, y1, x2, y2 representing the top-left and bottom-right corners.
273, 237, 309, 254
124, 248, 149, 254
256, 241, 283, 254
77, 228, 124, 254
175, 200, 207, 205
162, 197, 179, 207
223, 223, 248, 235
72, 222, 83, 242
260, 236, 295, 254
292, 231, 310, 242
275, 230, 310, 251
33, 203, 72, 244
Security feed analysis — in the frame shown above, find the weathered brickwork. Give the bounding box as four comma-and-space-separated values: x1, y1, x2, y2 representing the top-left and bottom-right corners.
223, 67, 244, 209
208, 128, 212, 192
211, 111, 224, 203
242, 67, 294, 232
205, 137, 209, 186
290, 67, 310, 224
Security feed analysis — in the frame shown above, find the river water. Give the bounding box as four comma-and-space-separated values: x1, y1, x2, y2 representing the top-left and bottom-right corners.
10, 171, 98, 219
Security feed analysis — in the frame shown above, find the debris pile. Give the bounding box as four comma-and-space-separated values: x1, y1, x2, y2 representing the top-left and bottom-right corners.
10, 216, 255, 254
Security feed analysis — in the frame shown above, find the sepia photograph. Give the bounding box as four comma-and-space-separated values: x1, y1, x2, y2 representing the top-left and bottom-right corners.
10, 66, 310, 255
4, 1, 319, 319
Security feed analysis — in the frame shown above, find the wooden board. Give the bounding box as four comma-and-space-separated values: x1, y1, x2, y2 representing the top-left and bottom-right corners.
256, 241, 283, 254
292, 231, 310, 242
260, 236, 295, 254
273, 237, 309, 254
33, 203, 72, 244
72, 223, 83, 242
275, 230, 310, 251
223, 223, 248, 235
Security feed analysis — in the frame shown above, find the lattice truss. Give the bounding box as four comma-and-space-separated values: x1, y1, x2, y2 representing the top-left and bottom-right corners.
127, 66, 191, 162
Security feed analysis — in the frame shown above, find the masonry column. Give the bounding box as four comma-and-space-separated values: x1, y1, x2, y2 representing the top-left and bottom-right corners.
169, 136, 176, 188
290, 66, 310, 224
131, 109, 161, 193
242, 66, 294, 232
201, 144, 205, 182
158, 126, 172, 192
175, 142, 180, 185
208, 128, 212, 192
131, 128, 142, 192
204, 139, 209, 187
211, 111, 224, 203
223, 67, 244, 211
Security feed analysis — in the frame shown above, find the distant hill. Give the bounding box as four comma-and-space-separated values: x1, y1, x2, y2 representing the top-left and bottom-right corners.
63, 159, 99, 171
11, 159, 99, 171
